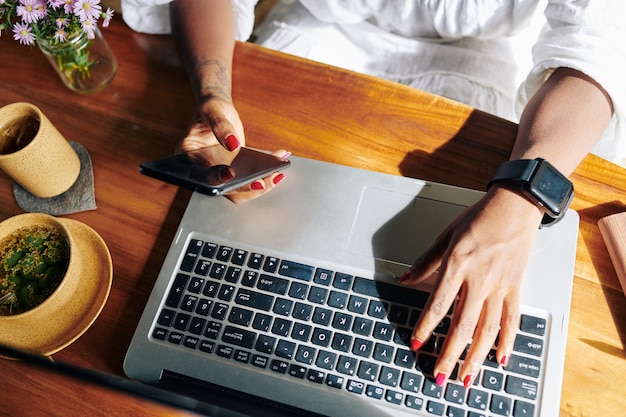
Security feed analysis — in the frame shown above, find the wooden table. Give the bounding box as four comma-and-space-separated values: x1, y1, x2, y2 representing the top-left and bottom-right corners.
1, 16, 625, 417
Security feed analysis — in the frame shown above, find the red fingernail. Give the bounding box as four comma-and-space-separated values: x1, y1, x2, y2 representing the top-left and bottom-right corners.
251, 181, 264, 190
218, 168, 234, 181
463, 374, 475, 389
273, 173, 285, 185
435, 372, 448, 387
410, 339, 424, 352
397, 270, 411, 283
500, 355, 509, 367
225, 134, 240, 151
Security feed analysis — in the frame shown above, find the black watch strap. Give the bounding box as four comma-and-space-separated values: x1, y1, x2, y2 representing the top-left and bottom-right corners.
487, 159, 541, 191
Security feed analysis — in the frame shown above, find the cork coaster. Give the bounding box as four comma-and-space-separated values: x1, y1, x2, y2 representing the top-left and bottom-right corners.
12, 142, 97, 215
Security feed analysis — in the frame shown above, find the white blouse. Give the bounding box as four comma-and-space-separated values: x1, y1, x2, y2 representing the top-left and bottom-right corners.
121, 0, 626, 166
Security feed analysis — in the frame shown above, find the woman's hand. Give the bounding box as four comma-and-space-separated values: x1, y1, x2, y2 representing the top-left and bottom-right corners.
177, 97, 289, 204
398, 186, 544, 388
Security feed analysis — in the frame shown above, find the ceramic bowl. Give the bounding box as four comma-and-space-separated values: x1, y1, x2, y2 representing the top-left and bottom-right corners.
0, 213, 112, 355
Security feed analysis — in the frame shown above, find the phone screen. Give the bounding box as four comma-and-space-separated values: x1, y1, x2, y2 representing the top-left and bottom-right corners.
139, 146, 290, 195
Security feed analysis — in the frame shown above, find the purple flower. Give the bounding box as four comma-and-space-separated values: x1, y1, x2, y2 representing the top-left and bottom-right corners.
53, 27, 67, 41
17, 0, 47, 24
73, 0, 101, 23
102, 7, 113, 27
13, 21, 35, 45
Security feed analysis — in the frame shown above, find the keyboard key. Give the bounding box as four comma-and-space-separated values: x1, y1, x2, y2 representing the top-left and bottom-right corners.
348, 295, 368, 314
295, 345, 316, 365
353, 277, 429, 308
314, 268, 333, 285
352, 317, 374, 336
216, 246, 233, 262
400, 371, 422, 393
247, 253, 264, 269
379, 366, 400, 387
332, 312, 353, 331
197, 260, 214, 279
217, 284, 235, 301
275, 339, 296, 359
513, 334, 544, 357
373, 322, 394, 341
505, 375, 538, 400
165, 274, 189, 308
209, 263, 227, 280
188, 317, 206, 335
263, 257, 279, 273
505, 355, 541, 378
235, 288, 273, 311
337, 355, 357, 375
201, 242, 217, 258
426, 401, 445, 416
307, 369, 325, 384
224, 266, 242, 283
204, 321, 221, 339
157, 309, 175, 327
422, 378, 443, 399
483, 369, 504, 391
279, 260, 314, 281
288, 281, 309, 300
316, 350, 337, 370
273, 298, 293, 316
288, 364, 307, 379
183, 336, 199, 349
447, 405, 465, 417
520, 315, 546, 336
312, 307, 332, 325
252, 313, 272, 332
270, 359, 288, 374
228, 306, 253, 326
373, 343, 394, 363
257, 274, 289, 295
347, 379, 365, 394
196, 299, 212, 316
173, 312, 191, 331
311, 327, 332, 347
255, 334, 276, 354
308, 286, 328, 304
365, 385, 384, 400
357, 361, 379, 382
187, 277, 204, 293
291, 322, 312, 342
292, 302, 313, 321
385, 389, 403, 405
222, 325, 256, 349
231, 249, 248, 266
368, 300, 388, 319
352, 338, 374, 358
325, 374, 344, 389
444, 383, 465, 405
333, 272, 353, 290
490, 394, 512, 416
405, 395, 424, 410
394, 348, 416, 368
328, 290, 348, 309
467, 389, 489, 411
513, 400, 535, 416
331, 333, 352, 352
271, 318, 292, 337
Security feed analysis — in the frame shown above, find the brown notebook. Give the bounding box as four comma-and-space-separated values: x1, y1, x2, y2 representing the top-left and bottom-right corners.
598, 212, 626, 296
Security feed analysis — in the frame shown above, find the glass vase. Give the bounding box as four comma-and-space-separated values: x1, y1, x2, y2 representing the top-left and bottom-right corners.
37, 27, 118, 94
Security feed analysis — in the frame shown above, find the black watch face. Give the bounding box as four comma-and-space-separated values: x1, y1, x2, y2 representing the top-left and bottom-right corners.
531, 162, 573, 216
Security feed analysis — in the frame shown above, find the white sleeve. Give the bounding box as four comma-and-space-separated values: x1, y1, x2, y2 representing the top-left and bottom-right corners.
517, 0, 626, 164
121, 0, 259, 41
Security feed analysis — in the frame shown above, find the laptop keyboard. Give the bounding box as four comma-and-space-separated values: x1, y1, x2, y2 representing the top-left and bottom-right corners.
151, 237, 547, 417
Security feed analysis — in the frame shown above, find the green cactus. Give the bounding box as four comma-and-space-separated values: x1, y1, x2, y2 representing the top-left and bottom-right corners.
0, 225, 70, 315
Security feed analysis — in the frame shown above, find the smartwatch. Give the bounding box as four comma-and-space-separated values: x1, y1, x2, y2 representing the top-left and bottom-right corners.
487, 158, 574, 227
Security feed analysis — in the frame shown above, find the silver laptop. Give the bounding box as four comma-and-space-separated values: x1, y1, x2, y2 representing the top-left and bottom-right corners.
124, 154, 578, 417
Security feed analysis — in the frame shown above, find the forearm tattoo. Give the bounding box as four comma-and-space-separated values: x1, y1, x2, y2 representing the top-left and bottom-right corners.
193, 56, 231, 100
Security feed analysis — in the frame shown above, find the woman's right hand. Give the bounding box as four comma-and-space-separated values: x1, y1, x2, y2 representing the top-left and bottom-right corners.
177, 97, 289, 204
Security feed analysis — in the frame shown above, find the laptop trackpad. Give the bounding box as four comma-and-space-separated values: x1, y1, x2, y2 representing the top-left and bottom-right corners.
347, 187, 467, 266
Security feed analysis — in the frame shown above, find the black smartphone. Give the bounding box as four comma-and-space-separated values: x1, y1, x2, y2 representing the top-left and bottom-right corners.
139, 146, 290, 195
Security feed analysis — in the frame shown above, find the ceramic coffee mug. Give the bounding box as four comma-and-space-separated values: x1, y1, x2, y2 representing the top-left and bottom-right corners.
0, 102, 80, 198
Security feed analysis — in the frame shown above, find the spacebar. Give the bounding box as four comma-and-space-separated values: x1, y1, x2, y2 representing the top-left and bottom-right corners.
353, 276, 429, 308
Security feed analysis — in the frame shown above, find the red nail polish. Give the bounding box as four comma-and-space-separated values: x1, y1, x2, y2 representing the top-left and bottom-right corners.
251, 181, 264, 190
225, 134, 240, 151
463, 374, 475, 389
218, 168, 234, 181
410, 339, 424, 352
500, 355, 509, 367
273, 173, 285, 185
435, 372, 448, 387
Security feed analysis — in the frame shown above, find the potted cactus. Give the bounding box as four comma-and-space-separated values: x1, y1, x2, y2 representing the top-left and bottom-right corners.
0, 224, 70, 316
